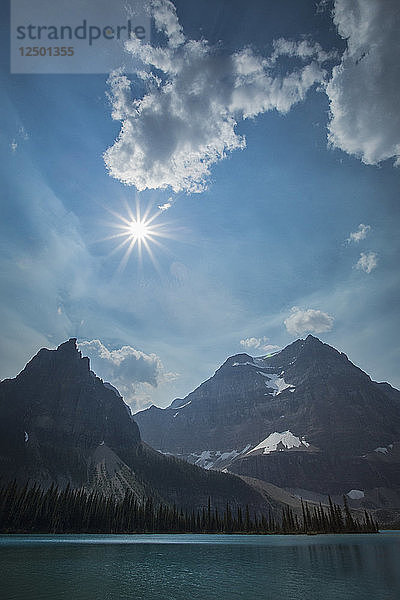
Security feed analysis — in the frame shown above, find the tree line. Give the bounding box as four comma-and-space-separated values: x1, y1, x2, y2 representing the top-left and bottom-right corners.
0, 480, 378, 534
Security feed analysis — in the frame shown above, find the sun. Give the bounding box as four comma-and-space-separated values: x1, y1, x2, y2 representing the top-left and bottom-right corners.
104, 201, 171, 271
128, 219, 151, 241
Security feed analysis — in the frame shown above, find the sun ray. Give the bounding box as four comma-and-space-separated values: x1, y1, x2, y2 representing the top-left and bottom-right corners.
105, 200, 174, 271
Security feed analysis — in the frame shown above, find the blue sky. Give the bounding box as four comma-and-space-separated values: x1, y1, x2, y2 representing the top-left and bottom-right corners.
1, 0, 400, 410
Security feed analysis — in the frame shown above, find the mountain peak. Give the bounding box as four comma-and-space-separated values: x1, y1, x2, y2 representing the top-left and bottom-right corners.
21, 338, 90, 378
227, 353, 253, 364
219, 353, 254, 371
57, 338, 78, 352
0, 338, 142, 489
134, 335, 400, 506
0, 342, 275, 514
55, 338, 84, 361
304, 334, 321, 342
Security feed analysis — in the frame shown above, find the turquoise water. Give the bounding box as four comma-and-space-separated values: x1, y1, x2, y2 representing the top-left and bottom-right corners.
1, 532, 399, 600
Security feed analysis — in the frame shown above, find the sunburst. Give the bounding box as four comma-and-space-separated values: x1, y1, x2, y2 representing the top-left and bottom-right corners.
104, 201, 171, 271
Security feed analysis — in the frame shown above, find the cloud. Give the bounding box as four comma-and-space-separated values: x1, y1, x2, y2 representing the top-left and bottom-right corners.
240, 337, 280, 353
262, 344, 282, 354
152, 0, 185, 49
79, 340, 178, 410
355, 251, 378, 273
78, 340, 174, 406
0, 163, 100, 384
240, 337, 267, 349
347, 223, 371, 243
104, 0, 333, 193
158, 198, 173, 211
284, 307, 334, 336
326, 0, 400, 166
269, 37, 336, 65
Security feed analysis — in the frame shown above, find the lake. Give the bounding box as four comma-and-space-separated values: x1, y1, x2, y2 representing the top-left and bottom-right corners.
1, 532, 399, 600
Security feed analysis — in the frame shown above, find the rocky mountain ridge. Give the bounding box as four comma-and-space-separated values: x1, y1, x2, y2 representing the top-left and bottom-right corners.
135, 335, 400, 508
0, 339, 276, 514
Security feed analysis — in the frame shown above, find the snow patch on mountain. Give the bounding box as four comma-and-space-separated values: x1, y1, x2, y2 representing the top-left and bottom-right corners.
232, 361, 254, 367
229, 358, 296, 395
189, 445, 251, 470
374, 445, 393, 455
193, 450, 213, 468
254, 351, 281, 366
247, 431, 309, 455
171, 401, 192, 417
347, 489, 365, 500
260, 372, 295, 396
174, 400, 192, 410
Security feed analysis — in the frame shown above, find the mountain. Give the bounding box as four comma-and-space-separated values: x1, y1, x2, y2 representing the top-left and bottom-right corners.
0, 339, 276, 515
135, 335, 400, 509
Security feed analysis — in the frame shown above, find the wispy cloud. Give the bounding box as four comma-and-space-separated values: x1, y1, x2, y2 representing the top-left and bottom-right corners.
284, 306, 334, 336
262, 344, 282, 354
326, 0, 400, 167
158, 197, 173, 212
347, 223, 371, 243
240, 336, 280, 353
355, 251, 378, 273
0, 171, 97, 382
10, 126, 29, 153
104, 0, 333, 193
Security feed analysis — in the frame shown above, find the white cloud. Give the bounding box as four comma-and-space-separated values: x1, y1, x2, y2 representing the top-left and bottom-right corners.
240, 337, 267, 349
355, 251, 378, 273
240, 336, 280, 353
79, 339, 178, 408
10, 140, 17, 153
158, 198, 173, 211
262, 344, 282, 354
269, 37, 336, 65
347, 223, 371, 243
152, 0, 185, 49
284, 306, 334, 336
104, 0, 333, 193
326, 0, 400, 166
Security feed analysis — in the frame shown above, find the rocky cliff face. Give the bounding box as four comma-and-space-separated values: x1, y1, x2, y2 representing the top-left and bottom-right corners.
0, 339, 141, 491
135, 335, 400, 500
0, 339, 272, 514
